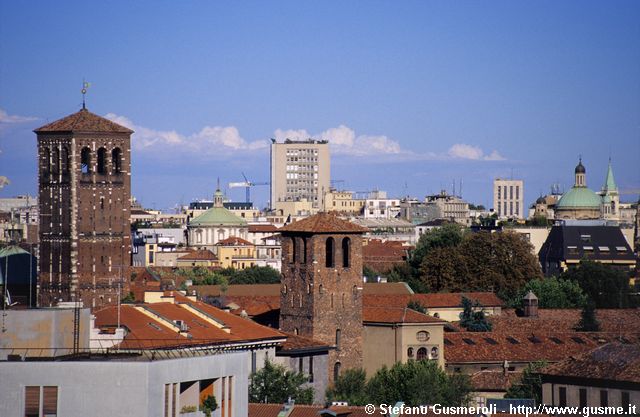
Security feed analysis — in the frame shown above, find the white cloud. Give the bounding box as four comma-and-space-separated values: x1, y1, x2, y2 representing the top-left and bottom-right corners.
0, 109, 38, 124
448, 144, 505, 161
104, 113, 268, 155
102, 114, 505, 162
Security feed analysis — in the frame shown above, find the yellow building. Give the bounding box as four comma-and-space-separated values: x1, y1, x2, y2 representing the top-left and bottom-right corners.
362, 306, 446, 376
323, 189, 365, 215
215, 237, 256, 269
176, 249, 219, 267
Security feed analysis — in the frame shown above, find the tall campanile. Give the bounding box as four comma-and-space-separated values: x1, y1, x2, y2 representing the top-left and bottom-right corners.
279, 213, 367, 383
35, 107, 132, 308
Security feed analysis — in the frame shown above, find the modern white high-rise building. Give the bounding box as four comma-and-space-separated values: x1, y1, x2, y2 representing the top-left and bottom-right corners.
493, 178, 524, 219
270, 139, 330, 210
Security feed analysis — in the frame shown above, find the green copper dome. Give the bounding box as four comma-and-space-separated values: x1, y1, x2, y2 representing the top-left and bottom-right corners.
556, 187, 602, 209
190, 207, 247, 227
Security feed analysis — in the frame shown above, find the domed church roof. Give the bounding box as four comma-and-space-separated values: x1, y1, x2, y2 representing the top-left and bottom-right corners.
556, 187, 602, 209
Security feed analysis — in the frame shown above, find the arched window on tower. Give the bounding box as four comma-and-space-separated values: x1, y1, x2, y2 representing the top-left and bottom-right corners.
290, 237, 297, 264
97, 147, 107, 174
333, 362, 341, 381
325, 237, 335, 268
302, 237, 307, 264
336, 329, 341, 350
112, 147, 122, 174
61, 146, 70, 174
43, 147, 51, 177
81, 147, 91, 174
417, 347, 427, 361
342, 237, 351, 268
51, 147, 60, 176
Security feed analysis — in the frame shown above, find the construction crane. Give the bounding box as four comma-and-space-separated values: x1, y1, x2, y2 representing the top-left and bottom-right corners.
228, 173, 269, 203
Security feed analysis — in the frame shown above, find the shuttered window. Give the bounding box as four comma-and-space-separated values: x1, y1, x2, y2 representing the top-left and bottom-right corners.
43, 386, 58, 416
24, 386, 40, 417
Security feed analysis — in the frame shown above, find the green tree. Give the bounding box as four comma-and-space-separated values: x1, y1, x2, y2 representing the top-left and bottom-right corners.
459, 296, 492, 332
577, 299, 600, 331
407, 300, 427, 314
326, 368, 369, 406
249, 360, 314, 405
505, 361, 548, 404
201, 395, 218, 417
121, 291, 136, 303
561, 260, 633, 308
410, 224, 464, 275
509, 277, 587, 309
227, 266, 281, 284
420, 246, 469, 292
459, 231, 543, 300
366, 360, 471, 406
363, 265, 379, 281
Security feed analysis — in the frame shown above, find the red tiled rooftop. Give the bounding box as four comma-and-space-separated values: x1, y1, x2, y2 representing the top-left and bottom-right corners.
279, 212, 368, 234
35, 108, 133, 134
217, 236, 253, 246
364, 292, 503, 309
249, 224, 279, 233
279, 333, 332, 353
363, 306, 446, 324
470, 370, 521, 391
540, 343, 640, 384
177, 249, 218, 261
444, 332, 640, 364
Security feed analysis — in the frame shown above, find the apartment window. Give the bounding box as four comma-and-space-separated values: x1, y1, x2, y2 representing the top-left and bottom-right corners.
510, 202, 513, 216
251, 351, 257, 373
559, 387, 567, 406
299, 357, 304, 373
510, 186, 513, 199
325, 237, 335, 268
579, 388, 587, 408
621, 391, 630, 407
309, 356, 314, 382
516, 186, 520, 199
600, 390, 608, 407
497, 186, 501, 200
25, 386, 58, 417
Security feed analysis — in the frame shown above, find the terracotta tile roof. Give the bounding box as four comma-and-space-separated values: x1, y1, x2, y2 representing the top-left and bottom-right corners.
279, 333, 332, 353
363, 306, 446, 324
444, 332, 640, 364
486, 308, 640, 334
362, 282, 414, 295
249, 224, 279, 233
227, 296, 282, 316
364, 292, 503, 309
279, 212, 369, 234
34, 108, 133, 134
216, 236, 253, 246
540, 343, 640, 384
470, 370, 521, 391
177, 249, 218, 261
94, 297, 285, 350
363, 240, 412, 258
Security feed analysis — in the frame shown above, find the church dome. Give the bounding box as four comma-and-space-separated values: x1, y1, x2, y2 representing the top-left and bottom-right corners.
556, 187, 602, 209
535, 196, 545, 205
189, 207, 247, 227
574, 160, 586, 174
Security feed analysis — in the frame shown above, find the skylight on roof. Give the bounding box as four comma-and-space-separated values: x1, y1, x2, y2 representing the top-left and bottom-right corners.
571, 336, 585, 344
148, 322, 162, 331
506, 337, 519, 344
483, 337, 498, 345
549, 337, 563, 344
528, 335, 542, 344
583, 246, 594, 251
444, 339, 453, 346
462, 338, 476, 345
616, 246, 627, 252
598, 246, 610, 252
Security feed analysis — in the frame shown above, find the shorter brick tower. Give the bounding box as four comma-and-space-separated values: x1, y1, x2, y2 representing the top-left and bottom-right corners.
279, 213, 367, 382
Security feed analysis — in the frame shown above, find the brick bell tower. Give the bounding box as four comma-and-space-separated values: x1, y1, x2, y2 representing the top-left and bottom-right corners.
35, 107, 132, 308
279, 213, 367, 382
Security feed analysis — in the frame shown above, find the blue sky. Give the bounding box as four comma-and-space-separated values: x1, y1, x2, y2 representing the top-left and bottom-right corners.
1, 1, 639, 210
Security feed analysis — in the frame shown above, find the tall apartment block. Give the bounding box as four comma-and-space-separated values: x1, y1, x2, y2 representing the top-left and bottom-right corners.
270, 139, 330, 209
35, 108, 132, 308
493, 178, 524, 219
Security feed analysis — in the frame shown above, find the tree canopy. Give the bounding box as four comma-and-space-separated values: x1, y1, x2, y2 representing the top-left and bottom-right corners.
505, 361, 548, 404
249, 360, 314, 405
508, 277, 587, 309
459, 296, 492, 332
328, 362, 471, 407
560, 260, 634, 308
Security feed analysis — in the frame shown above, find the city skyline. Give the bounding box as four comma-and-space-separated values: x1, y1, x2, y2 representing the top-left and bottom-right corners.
1, 1, 639, 210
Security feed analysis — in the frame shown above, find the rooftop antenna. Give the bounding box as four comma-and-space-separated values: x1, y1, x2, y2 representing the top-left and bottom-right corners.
459, 179, 463, 198
452, 179, 456, 197
81, 79, 91, 110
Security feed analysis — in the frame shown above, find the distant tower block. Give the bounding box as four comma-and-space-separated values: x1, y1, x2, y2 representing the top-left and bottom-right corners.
279, 213, 368, 382
34, 108, 133, 308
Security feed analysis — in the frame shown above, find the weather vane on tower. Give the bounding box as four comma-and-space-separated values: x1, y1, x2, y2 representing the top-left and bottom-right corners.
81, 79, 91, 109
